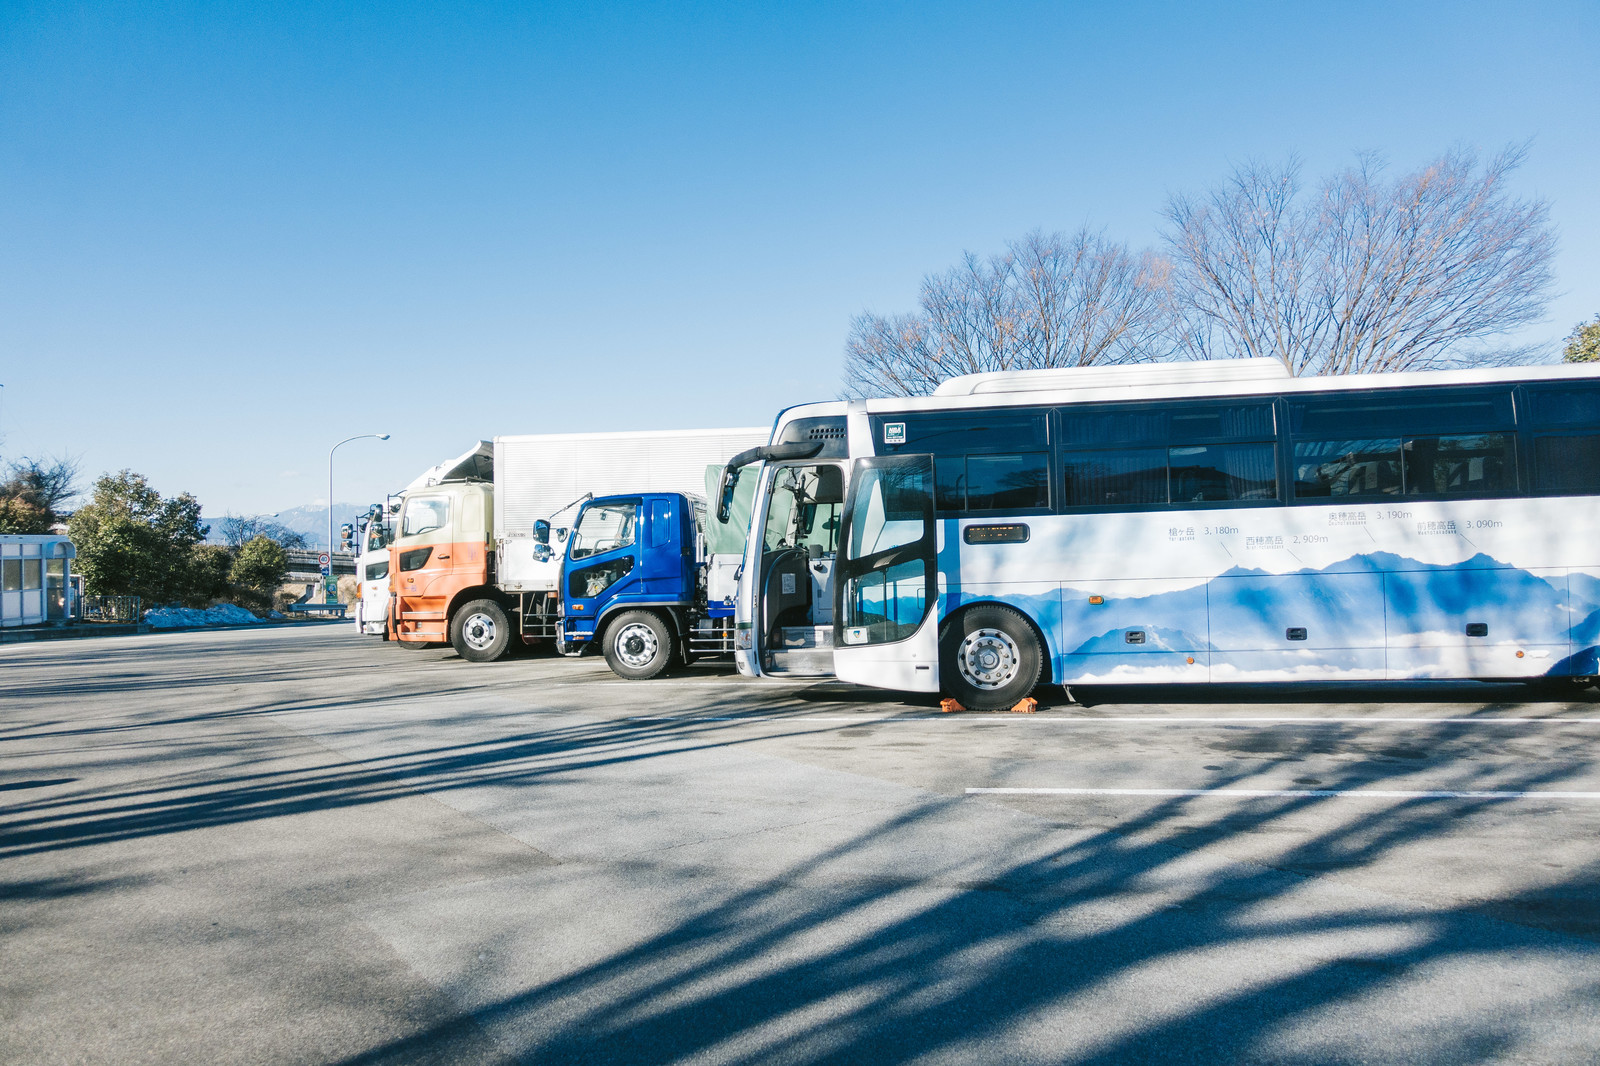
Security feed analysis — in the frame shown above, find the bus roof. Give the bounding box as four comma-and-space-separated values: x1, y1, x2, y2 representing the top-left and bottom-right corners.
865, 358, 1600, 414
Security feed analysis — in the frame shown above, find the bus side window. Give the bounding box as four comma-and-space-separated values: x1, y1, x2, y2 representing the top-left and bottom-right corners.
1531, 436, 1600, 494
1062, 448, 1167, 507
1525, 384, 1600, 496
1402, 434, 1517, 496
1170, 442, 1277, 502
1293, 440, 1403, 498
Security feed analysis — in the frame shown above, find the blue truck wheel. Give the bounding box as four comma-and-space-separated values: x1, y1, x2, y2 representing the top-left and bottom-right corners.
603, 610, 675, 680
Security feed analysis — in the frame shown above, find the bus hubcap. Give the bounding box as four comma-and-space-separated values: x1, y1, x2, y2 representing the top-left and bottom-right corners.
616, 623, 658, 668
463, 614, 497, 650
958, 628, 1020, 690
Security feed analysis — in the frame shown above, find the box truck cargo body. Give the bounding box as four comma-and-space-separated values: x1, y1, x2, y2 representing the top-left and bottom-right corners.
388, 427, 767, 659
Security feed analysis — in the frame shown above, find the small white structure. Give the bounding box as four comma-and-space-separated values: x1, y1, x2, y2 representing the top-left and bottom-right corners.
0, 535, 75, 628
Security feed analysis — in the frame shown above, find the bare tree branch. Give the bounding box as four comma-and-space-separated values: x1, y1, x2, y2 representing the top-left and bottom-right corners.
1162, 145, 1555, 375
842, 228, 1171, 398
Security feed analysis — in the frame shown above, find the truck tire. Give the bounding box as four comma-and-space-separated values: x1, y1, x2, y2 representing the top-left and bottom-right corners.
939, 604, 1042, 711
451, 599, 513, 663
603, 610, 675, 680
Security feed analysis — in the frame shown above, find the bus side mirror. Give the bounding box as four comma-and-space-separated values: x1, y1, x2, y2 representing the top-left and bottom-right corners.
717, 468, 739, 523
533, 519, 550, 544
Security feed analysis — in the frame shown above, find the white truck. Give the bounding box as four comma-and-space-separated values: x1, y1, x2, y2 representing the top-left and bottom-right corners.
387, 427, 768, 660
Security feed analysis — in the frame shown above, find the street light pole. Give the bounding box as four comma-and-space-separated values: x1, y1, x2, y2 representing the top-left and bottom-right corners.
328, 433, 391, 602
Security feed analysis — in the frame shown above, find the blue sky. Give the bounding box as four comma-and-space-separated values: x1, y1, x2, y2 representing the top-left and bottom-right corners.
1, 0, 1596, 517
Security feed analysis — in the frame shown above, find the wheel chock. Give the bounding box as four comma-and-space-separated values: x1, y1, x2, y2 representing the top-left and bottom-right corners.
1011, 697, 1038, 714
940, 698, 966, 714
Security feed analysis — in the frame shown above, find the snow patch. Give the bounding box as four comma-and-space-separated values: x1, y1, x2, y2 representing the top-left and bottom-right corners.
144, 604, 265, 628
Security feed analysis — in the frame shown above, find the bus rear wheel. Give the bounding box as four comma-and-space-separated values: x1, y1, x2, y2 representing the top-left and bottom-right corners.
451, 599, 513, 663
604, 610, 675, 680
940, 604, 1042, 711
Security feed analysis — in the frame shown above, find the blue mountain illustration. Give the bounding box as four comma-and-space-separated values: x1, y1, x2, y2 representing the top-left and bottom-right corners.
1573, 607, 1600, 645
1072, 625, 1214, 655
1568, 572, 1600, 616
1058, 552, 1597, 675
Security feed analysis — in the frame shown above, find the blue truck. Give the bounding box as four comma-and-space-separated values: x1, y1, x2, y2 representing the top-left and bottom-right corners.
553, 491, 741, 678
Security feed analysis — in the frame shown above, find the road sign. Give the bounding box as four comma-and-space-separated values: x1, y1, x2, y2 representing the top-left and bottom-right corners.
318, 552, 330, 577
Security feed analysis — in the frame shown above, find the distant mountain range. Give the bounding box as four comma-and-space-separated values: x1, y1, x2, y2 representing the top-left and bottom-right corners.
203, 503, 369, 549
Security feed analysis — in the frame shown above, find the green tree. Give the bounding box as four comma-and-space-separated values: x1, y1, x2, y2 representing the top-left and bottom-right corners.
1564, 314, 1600, 363
183, 544, 238, 606
228, 535, 288, 611
68, 470, 209, 605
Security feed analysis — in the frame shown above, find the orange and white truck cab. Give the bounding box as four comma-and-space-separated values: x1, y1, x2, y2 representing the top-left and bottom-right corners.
388, 479, 497, 646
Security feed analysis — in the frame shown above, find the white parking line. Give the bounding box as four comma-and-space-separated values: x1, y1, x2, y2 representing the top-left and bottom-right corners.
625, 714, 1600, 725
967, 787, 1600, 800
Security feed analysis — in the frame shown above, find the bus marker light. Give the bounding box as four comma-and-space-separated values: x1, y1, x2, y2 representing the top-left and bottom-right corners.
1088, 595, 1104, 605
1186, 656, 1195, 665
1516, 650, 1525, 658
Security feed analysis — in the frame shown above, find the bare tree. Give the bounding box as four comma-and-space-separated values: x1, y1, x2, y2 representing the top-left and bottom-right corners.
1163, 145, 1555, 374
218, 513, 309, 550
843, 228, 1170, 398
0, 455, 81, 534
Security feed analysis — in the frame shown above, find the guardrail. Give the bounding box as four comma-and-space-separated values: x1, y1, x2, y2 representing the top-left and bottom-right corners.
283, 550, 358, 576
79, 595, 142, 624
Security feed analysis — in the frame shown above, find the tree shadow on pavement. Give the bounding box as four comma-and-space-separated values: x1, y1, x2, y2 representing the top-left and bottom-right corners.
5, 634, 1600, 1064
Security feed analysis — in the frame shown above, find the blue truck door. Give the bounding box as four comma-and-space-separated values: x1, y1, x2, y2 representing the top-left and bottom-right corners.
564, 498, 644, 630
641, 497, 672, 594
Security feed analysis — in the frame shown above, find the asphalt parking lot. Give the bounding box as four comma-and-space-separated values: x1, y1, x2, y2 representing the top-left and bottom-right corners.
3, 625, 1599, 1065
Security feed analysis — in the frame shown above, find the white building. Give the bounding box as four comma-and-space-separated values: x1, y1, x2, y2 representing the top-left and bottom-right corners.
0, 535, 75, 628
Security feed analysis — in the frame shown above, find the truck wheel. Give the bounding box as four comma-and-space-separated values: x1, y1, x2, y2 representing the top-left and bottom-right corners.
940, 604, 1042, 711
451, 599, 513, 663
603, 610, 675, 680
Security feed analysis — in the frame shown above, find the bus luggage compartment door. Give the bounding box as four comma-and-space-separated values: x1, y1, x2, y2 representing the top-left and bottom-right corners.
1208, 571, 1386, 681
833, 453, 940, 693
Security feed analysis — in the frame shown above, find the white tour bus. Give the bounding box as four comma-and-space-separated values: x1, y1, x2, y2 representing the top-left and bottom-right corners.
724, 358, 1600, 708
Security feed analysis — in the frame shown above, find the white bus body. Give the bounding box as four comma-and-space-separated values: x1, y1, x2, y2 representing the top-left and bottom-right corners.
734, 359, 1600, 706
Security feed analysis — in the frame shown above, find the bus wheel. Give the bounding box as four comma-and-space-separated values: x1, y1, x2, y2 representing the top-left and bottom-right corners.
941, 604, 1042, 711
451, 600, 512, 663
604, 610, 675, 680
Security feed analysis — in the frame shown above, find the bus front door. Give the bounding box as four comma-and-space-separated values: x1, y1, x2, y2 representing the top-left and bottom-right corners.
832, 453, 940, 693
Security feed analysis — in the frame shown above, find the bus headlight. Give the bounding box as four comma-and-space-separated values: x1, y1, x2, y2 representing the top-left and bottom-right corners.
735, 627, 752, 650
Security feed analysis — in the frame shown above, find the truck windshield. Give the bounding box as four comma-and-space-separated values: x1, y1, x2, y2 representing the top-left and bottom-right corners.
401, 496, 449, 537
569, 502, 638, 559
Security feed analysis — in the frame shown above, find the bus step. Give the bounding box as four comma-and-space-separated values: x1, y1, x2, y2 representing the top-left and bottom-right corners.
779, 626, 834, 649
764, 648, 833, 674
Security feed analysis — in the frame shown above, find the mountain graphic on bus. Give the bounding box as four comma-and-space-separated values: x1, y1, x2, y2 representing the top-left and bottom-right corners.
1052, 552, 1600, 678
1069, 625, 1215, 655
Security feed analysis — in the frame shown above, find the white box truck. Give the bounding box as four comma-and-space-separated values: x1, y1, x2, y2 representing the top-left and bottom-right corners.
387, 427, 768, 660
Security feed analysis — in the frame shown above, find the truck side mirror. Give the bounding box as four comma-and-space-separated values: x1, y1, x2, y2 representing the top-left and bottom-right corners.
533, 519, 550, 544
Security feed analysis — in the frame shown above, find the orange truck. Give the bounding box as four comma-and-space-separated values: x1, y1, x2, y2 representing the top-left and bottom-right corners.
388, 429, 766, 661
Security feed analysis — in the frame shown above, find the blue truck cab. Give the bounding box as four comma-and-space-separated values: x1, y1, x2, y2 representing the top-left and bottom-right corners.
558, 492, 737, 678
